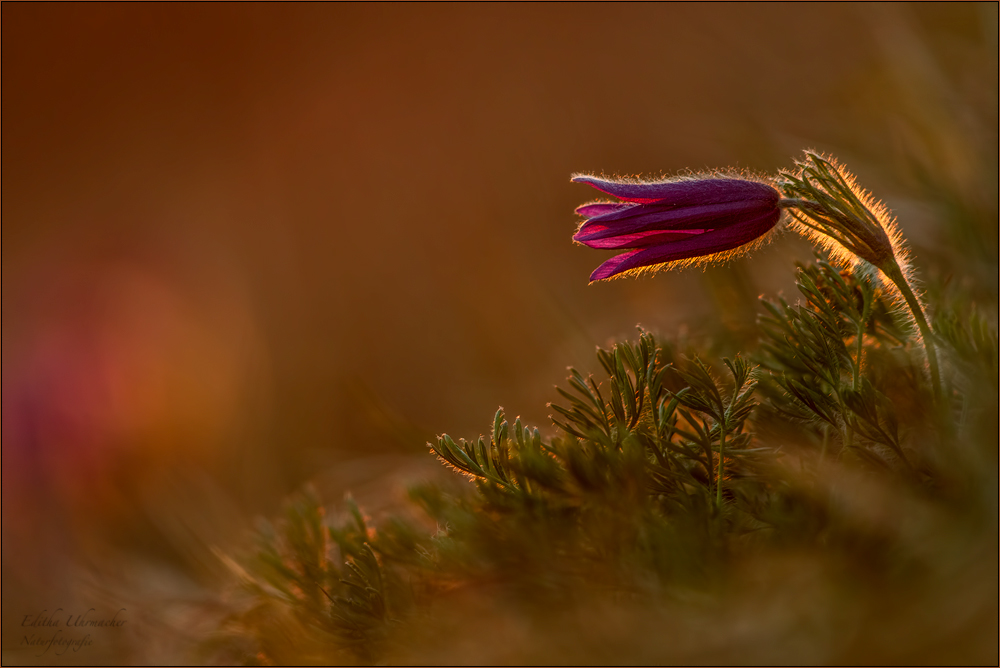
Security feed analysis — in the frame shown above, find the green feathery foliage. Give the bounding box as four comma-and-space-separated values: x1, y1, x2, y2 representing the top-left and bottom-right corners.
205, 248, 997, 664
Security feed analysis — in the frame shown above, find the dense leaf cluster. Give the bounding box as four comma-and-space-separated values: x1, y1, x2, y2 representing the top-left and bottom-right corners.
208, 256, 998, 665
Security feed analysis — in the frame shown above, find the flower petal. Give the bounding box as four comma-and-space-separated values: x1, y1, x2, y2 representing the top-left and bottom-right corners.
589, 250, 644, 281
589, 209, 780, 281
576, 229, 706, 250
575, 200, 777, 241
572, 176, 779, 206
575, 202, 632, 217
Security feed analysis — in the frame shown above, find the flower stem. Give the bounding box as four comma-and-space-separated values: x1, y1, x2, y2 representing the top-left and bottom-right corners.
854, 285, 873, 391
778, 197, 823, 212
716, 422, 726, 509
881, 262, 942, 403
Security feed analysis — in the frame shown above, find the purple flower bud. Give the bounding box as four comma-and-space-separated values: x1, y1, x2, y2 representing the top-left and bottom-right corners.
572, 176, 782, 281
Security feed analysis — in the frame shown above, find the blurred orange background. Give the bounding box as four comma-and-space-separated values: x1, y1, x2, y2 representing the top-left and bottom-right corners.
2, 4, 996, 663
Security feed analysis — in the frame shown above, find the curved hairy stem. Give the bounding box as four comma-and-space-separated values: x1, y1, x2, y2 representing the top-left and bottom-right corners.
716, 423, 726, 509
881, 262, 942, 404
854, 284, 873, 391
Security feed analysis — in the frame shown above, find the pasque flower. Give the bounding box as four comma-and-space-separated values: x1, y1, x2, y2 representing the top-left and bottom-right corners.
570, 152, 941, 403
572, 176, 782, 281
